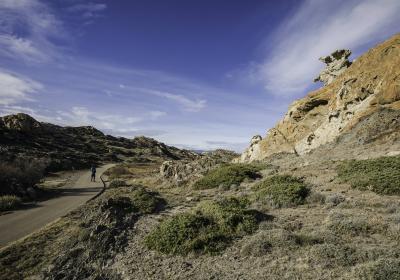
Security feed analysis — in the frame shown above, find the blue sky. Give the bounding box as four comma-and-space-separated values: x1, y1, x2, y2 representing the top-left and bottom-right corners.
0, 0, 399, 151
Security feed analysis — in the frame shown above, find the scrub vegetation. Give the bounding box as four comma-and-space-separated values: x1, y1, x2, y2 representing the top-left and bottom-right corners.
337, 155, 400, 195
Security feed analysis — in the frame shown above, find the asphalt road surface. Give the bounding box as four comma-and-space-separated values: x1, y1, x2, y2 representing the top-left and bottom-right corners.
0, 164, 113, 248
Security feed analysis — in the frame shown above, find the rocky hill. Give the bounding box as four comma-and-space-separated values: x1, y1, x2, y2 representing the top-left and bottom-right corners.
0, 113, 197, 171
240, 33, 400, 162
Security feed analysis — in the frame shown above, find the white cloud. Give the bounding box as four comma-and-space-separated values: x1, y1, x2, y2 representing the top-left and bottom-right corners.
67, 2, 107, 18
59, 106, 141, 129
0, 69, 42, 105
0, 35, 47, 62
147, 89, 207, 112
0, 0, 62, 63
258, 0, 400, 96
57, 107, 168, 137
149, 111, 166, 119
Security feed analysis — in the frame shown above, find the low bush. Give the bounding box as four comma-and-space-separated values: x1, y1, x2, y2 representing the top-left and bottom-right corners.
104, 185, 166, 216
326, 213, 382, 237
0, 195, 22, 211
309, 243, 359, 268
145, 197, 263, 255
193, 164, 263, 190
337, 156, 400, 195
130, 187, 166, 214
240, 229, 321, 257
0, 158, 47, 196
252, 175, 310, 207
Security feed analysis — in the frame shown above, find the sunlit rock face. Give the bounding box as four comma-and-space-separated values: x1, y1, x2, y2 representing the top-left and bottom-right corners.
314, 49, 352, 86
239, 34, 400, 162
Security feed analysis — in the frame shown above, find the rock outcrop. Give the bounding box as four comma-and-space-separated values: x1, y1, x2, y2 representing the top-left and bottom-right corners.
238, 135, 263, 162
0, 113, 43, 133
240, 33, 400, 162
160, 149, 239, 186
314, 49, 352, 85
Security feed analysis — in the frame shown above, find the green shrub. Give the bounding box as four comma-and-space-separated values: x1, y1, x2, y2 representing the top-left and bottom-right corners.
131, 187, 166, 214
193, 164, 262, 190
337, 156, 400, 195
145, 197, 263, 255
252, 175, 310, 207
0, 195, 22, 211
0, 158, 47, 196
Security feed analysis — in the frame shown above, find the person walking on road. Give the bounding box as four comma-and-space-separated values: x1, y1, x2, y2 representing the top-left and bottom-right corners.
90, 165, 96, 182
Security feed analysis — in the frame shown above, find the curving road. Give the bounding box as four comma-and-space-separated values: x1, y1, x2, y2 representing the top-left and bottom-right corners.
0, 164, 113, 248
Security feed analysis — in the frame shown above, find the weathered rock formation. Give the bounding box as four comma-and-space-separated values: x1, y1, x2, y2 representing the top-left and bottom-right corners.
236, 135, 263, 162
240, 33, 400, 162
314, 49, 352, 85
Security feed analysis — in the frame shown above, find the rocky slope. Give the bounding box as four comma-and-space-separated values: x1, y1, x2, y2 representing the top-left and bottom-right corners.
160, 149, 239, 186
0, 113, 197, 171
240, 33, 400, 162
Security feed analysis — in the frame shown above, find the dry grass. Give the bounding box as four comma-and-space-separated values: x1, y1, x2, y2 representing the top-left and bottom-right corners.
0, 195, 22, 211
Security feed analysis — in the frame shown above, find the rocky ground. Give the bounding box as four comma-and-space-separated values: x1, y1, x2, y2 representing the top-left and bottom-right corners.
1, 144, 399, 279
108, 151, 400, 280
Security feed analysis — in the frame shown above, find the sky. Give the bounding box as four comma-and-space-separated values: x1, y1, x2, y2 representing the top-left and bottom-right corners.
0, 0, 399, 152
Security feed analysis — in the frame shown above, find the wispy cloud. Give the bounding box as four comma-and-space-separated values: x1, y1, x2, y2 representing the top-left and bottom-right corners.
256, 0, 400, 96
67, 2, 107, 19
58, 106, 141, 129
0, 69, 42, 105
0, 105, 53, 122
0, 0, 63, 63
146, 89, 206, 112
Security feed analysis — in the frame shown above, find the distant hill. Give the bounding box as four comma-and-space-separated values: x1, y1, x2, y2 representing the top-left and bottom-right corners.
0, 113, 197, 171
240, 33, 400, 162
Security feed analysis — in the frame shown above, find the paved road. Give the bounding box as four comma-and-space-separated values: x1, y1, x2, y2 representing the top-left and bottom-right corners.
0, 164, 113, 248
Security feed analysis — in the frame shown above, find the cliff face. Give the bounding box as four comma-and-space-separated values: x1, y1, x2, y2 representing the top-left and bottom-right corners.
240, 33, 400, 162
